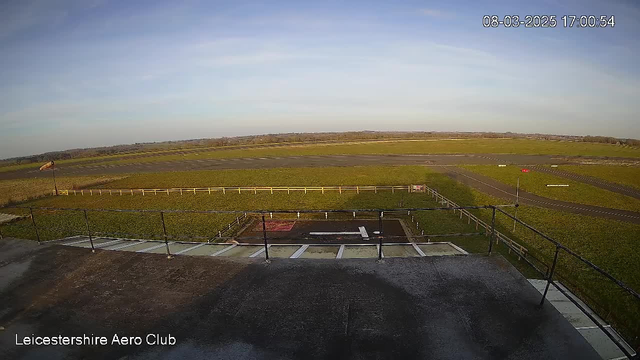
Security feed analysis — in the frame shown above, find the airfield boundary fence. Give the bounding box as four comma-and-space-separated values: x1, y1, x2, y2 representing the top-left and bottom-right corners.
56, 185, 422, 196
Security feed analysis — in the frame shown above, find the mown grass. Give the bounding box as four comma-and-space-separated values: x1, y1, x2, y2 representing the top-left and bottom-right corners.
0, 175, 126, 207
460, 165, 640, 212
2, 165, 638, 346
96, 166, 429, 188
561, 165, 640, 190
47, 138, 640, 170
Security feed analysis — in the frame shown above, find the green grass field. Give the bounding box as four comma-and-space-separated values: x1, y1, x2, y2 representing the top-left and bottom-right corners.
460, 165, 640, 212
1, 165, 638, 345
5, 138, 639, 174
84, 138, 640, 167
561, 165, 640, 190
0, 175, 126, 207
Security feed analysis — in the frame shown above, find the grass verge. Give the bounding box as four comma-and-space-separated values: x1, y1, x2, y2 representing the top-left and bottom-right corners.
460, 165, 640, 212
561, 165, 640, 190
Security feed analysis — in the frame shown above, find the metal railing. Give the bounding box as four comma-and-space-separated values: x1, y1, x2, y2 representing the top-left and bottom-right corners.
1, 202, 638, 356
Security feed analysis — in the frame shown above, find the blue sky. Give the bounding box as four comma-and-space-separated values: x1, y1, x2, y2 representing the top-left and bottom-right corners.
1, 0, 639, 158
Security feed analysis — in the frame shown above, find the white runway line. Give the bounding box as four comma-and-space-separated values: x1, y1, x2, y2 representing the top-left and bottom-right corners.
336, 245, 345, 259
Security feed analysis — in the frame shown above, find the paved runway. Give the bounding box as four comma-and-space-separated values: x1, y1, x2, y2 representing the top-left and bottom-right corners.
4, 153, 638, 223
0, 153, 630, 180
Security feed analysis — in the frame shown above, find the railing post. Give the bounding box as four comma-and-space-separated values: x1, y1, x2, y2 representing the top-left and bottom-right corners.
262, 215, 269, 261
488, 206, 496, 254
378, 211, 384, 260
540, 246, 560, 306
29, 207, 41, 244
83, 210, 95, 252
160, 212, 172, 258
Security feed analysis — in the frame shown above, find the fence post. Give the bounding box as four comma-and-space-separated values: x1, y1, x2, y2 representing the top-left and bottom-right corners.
160, 212, 172, 258
540, 246, 560, 306
488, 207, 496, 254
83, 210, 95, 252
378, 211, 384, 260
262, 215, 270, 261
29, 207, 41, 244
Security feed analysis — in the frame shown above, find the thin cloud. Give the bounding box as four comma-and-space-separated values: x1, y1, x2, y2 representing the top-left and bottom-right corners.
417, 8, 451, 18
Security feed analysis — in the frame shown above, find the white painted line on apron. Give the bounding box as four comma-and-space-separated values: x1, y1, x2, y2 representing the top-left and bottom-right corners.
210, 244, 237, 256
137, 243, 171, 253
290, 245, 309, 258
447, 242, 469, 255
310, 231, 360, 235
336, 245, 345, 259
412, 243, 426, 257
175, 243, 207, 255
249, 245, 270, 258
64, 238, 91, 246
110, 241, 147, 250
359, 226, 369, 240
94, 239, 123, 248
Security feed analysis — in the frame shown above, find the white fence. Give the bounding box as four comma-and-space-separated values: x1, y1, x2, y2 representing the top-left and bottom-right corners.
58, 185, 427, 196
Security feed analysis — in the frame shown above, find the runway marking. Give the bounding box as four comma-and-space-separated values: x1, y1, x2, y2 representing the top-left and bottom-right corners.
444, 168, 640, 220
336, 245, 345, 259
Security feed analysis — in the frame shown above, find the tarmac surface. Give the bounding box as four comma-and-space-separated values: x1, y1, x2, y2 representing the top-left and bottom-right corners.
236, 219, 408, 244
430, 166, 640, 224
0, 239, 600, 359
1, 153, 634, 180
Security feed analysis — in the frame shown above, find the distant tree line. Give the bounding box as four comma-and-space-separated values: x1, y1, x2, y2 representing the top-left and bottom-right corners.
581, 136, 640, 147
2, 131, 638, 166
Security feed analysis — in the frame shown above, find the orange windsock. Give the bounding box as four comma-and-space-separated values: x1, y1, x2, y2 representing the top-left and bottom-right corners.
39, 161, 55, 171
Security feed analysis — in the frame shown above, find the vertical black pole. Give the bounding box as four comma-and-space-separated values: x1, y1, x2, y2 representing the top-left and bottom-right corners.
83, 210, 95, 252
0, 223, 4, 239
52, 162, 58, 196
488, 207, 496, 254
540, 246, 560, 306
378, 211, 383, 260
160, 212, 171, 258
262, 215, 269, 260
29, 207, 41, 244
